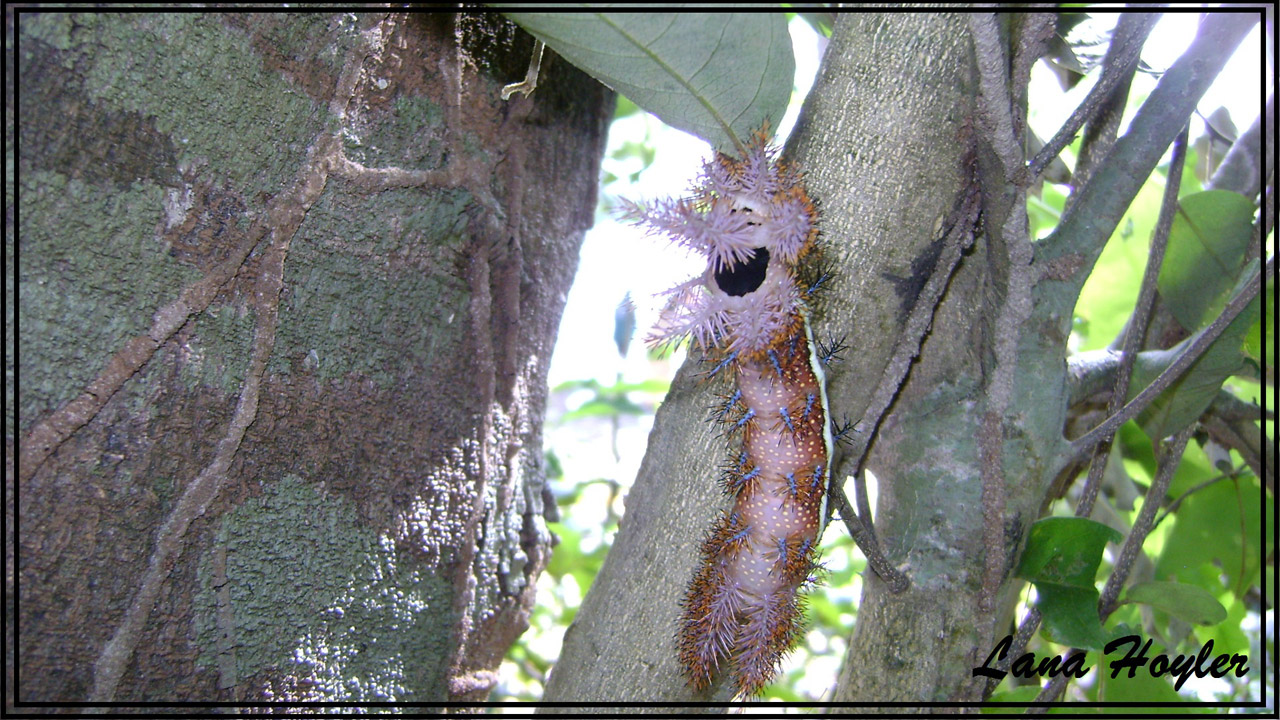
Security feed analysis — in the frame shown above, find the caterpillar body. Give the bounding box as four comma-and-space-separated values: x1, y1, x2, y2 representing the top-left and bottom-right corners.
625, 130, 832, 697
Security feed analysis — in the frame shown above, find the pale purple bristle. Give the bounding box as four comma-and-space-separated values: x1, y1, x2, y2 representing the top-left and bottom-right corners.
766, 198, 814, 263
700, 157, 742, 196
728, 140, 779, 202
625, 196, 761, 273
626, 131, 816, 360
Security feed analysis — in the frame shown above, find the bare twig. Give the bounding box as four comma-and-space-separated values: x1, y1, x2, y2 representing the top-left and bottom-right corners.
1208, 94, 1273, 200
1037, 14, 1256, 265
1099, 423, 1198, 617
1202, 412, 1267, 487
969, 12, 1040, 627
1029, 13, 1160, 180
1009, 13, 1058, 142
829, 477, 908, 594
826, 174, 981, 595
1070, 13, 1162, 197
969, 13, 1026, 183
1074, 125, 1189, 519
1153, 468, 1238, 530
1067, 352, 1271, 417
1032, 424, 1197, 706
1067, 256, 1273, 463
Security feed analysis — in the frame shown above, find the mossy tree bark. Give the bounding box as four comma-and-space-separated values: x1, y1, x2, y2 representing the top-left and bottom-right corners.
10, 11, 610, 706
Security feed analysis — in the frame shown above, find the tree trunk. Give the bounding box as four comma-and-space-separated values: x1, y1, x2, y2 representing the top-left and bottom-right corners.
542, 13, 979, 706
10, 10, 610, 707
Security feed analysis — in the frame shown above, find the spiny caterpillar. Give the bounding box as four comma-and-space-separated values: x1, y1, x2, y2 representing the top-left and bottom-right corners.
624, 129, 832, 697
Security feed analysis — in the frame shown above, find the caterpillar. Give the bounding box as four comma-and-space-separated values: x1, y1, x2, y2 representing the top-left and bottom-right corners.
624, 128, 832, 698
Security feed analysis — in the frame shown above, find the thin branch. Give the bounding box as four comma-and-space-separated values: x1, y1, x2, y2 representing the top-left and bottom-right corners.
1067, 256, 1273, 463
1037, 13, 1256, 266
1066, 353, 1269, 422
1209, 390, 1273, 423
1153, 468, 1238, 531
1032, 423, 1196, 706
1074, 125, 1189, 519
1029, 13, 1161, 181
1065, 351, 1268, 483
1207, 94, 1273, 200
1069, 13, 1160, 199
1099, 422, 1198, 617
829, 477, 908, 594
969, 11, 1041, 626
986, 605, 1042, 697
969, 13, 1026, 183
1202, 412, 1268, 488
1009, 13, 1058, 143
826, 173, 981, 595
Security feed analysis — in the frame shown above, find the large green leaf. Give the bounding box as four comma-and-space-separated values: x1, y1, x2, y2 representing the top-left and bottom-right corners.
1156, 190, 1256, 333
1017, 517, 1123, 587
1123, 581, 1228, 626
503, 11, 794, 152
1155, 475, 1271, 599
1037, 584, 1111, 650
1129, 258, 1261, 442
1017, 518, 1122, 650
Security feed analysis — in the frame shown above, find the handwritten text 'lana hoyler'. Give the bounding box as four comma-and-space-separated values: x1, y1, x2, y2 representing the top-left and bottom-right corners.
973, 634, 1250, 691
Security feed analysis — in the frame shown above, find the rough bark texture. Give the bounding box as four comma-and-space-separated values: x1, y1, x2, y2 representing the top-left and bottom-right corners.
10, 10, 610, 707
541, 14, 979, 706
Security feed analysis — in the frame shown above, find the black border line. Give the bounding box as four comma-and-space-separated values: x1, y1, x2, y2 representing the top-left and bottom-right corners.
6, 2, 1274, 715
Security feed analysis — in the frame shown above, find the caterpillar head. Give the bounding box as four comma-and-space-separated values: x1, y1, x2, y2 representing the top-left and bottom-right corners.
624, 132, 819, 358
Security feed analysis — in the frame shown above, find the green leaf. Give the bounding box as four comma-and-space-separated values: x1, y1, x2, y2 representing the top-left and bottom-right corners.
1123, 581, 1228, 626
503, 10, 794, 152
1017, 518, 1121, 650
1017, 517, 1123, 587
1072, 180, 1163, 351
1129, 259, 1261, 442
1096, 655, 1191, 708
1037, 583, 1110, 650
1155, 475, 1271, 600
1156, 190, 1256, 333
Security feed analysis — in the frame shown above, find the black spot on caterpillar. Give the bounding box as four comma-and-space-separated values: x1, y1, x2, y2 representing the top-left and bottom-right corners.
623, 128, 831, 698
